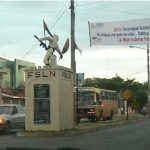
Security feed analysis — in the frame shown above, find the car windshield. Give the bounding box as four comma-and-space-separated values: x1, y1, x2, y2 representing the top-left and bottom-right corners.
0, 106, 11, 114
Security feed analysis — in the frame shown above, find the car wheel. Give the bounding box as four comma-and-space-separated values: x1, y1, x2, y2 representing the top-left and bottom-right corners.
5, 122, 11, 134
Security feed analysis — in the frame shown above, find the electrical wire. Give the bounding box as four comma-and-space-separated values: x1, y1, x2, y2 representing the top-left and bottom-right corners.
49, 2, 69, 30
76, 1, 125, 9
21, 42, 38, 59
123, 68, 146, 78
75, 1, 105, 22
75, 1, 149, 18
50, 9, 67, 30
101, 8, 150, 17
21, 2, 69, 59
75, 1, 104, 7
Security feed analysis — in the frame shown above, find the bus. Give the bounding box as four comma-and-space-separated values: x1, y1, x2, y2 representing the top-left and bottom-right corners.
76, 87, 118, 122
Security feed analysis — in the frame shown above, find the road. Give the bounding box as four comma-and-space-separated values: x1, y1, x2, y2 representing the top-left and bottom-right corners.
0, 119, 150, 150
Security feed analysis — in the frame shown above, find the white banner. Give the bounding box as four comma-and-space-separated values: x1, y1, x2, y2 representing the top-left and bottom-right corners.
88, 18, 150, 46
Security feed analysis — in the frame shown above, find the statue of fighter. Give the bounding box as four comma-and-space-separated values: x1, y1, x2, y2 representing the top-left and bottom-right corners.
34, 20, 69, 67
38, 34, 63, 67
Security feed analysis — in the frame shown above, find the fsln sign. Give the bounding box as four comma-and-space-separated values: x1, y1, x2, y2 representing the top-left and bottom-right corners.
88, 18, 150, 46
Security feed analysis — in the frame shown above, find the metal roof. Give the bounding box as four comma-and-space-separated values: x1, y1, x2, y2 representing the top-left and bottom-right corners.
0, 93, 25, 99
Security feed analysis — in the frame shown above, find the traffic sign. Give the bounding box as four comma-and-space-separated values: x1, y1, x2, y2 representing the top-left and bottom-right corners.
123, 90, 132, 100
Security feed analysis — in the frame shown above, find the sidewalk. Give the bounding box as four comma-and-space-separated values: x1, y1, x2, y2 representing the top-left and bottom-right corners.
76, 114, 149, 132
17, 114, 149, 137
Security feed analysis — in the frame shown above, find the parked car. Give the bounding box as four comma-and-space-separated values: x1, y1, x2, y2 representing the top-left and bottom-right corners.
0, 104, 25, 133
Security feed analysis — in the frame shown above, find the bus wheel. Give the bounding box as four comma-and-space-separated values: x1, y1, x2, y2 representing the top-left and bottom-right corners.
89, 116, 97, 122
109, 111, 114, 120
77, 117, 80, 123
89, 118, 94, 122
4, 122, 11, 134
102, 117, 106, 121
94, 116, 99, 122
96, 117, 99, 121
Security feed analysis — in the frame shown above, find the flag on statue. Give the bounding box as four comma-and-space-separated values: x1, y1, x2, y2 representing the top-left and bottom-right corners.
62, 38, 69, 54
43, 20, 53, 37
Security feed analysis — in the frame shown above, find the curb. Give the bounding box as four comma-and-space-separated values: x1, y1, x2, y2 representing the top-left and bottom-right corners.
17, 115, 149, 137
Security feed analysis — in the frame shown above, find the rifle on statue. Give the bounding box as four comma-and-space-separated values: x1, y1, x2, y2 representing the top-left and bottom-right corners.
34, 35, 49, 50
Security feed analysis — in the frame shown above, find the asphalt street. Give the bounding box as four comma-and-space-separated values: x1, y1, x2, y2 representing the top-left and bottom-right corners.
0, 116, 149, 150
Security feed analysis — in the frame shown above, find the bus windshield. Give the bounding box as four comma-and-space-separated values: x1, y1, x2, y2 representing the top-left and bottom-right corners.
78, 92, 94, 106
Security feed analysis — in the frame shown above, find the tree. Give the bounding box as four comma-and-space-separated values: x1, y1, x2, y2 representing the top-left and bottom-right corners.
83, 75, 147, 110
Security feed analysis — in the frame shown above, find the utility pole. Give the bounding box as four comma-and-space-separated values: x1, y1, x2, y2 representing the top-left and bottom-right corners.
70, 0, 76, 84
147, 44, 150, 116
70, 0, 78, 126
129, 44, 150, 115
147, 44, 149, 91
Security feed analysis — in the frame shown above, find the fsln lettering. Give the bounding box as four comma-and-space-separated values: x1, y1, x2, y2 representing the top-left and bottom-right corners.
27, 70, 55, 78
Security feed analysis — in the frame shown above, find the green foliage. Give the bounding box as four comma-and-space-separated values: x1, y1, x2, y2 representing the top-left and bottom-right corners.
83, 76, 124, 92
83, 75, 147, 110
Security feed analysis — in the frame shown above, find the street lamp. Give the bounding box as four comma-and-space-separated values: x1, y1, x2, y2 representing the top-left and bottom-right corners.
129, 44, 150, 115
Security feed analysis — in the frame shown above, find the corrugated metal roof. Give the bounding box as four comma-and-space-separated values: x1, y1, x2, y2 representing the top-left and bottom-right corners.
0, 57, 10, 62
0, 93, 25, 99
0, 70, 7, 74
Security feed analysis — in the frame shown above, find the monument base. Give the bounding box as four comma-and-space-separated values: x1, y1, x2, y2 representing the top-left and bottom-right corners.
25, 65, 74, 131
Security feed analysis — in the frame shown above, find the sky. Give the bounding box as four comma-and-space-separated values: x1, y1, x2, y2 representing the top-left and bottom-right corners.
0, 0, 150, 83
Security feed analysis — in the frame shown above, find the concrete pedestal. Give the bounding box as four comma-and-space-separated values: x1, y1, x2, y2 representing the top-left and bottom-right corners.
25, 66, 74, 131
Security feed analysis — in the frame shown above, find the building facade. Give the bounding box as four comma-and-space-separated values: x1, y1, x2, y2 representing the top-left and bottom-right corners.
0, 57, 35, 105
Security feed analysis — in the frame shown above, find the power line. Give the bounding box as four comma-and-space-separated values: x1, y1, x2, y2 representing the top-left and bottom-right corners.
76, 1, 125, 8
21, 2, 69, 59
21, 42, 38, 59
124, 68, 146, 78
49, 2, 69, 30
76, 1, 150, 18
50, 9, 67, 30
75, 1, 104, 7
76, 1, 105, 22
101, 8, 150, 17
0, 10, 67, 13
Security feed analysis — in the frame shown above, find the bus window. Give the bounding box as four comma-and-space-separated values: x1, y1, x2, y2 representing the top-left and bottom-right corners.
96, 93, 99, 101
102, 96, 105, 100
78, 92, 94, 105
97, 100, 102, 105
